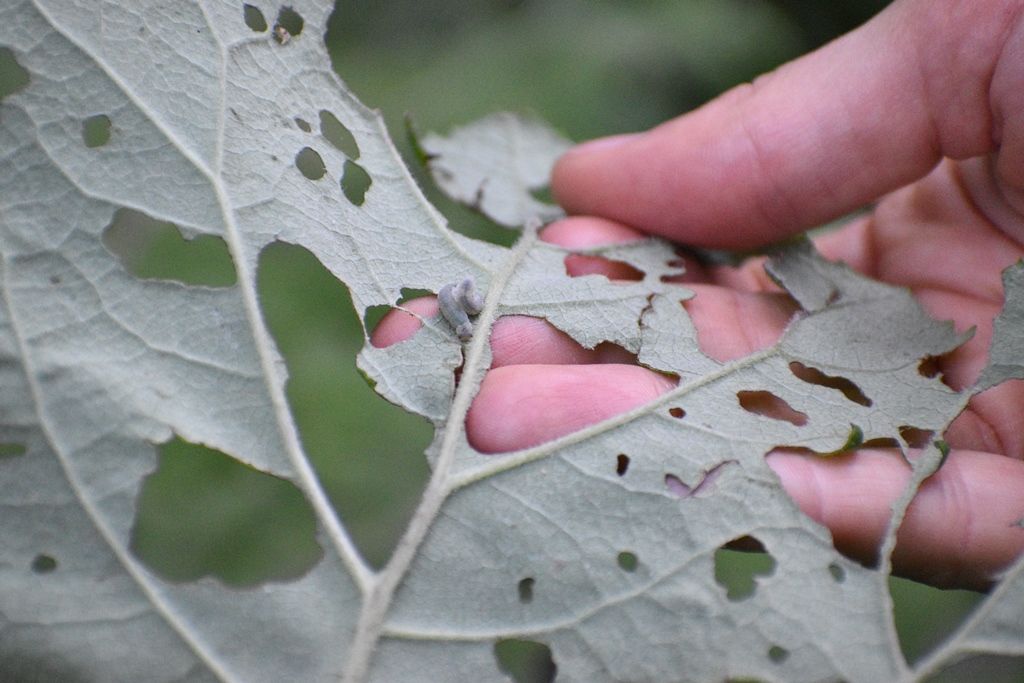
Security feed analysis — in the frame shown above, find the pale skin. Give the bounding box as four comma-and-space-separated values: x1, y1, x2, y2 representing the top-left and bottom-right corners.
376, 0, 1024, 590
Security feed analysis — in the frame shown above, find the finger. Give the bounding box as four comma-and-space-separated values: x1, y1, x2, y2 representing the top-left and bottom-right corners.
369, 296, 439, 348
467, 364, 676, 452
552, 0, 1019, 248
486, 316, 636, 366
369, 216, 660, 351
541, 216, 708, 282
370, 216, 708, 360
539, 217, 799, 362
373, 281, 796, 372
370, 299, 632, 366
466, 362, 1024, 589
767, 448, 1024, 590
466, 305, 775, 452
540, 215, 646, 249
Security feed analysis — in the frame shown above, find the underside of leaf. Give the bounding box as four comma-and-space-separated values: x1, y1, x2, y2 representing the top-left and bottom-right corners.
2, 2, 1023, 683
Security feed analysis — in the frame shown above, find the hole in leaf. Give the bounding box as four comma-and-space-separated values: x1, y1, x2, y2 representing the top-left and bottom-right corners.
517, 577, 534, 604
861, 437, 900, 449
768, 645, 788, 663
899, 425, 935, 449
275, 6, 304, 37
81, 114, 111, 148
617, 550, 638, 572
778, 425, 864, 457
789, 361, 872, 407
398, 287, 433, 304
294, 117, 311, 133
664, 460, 736, 499
714, 538, 775, 601
921, 654, 1024, 682
724, 536, 766, 553
365, 290, 438, 348
563, 254, 644, 281
828, 562, 846, 583
31, 554, 57, 574
615, 453, 630, 476
889, 574, 992, 668
668, 406, 685, 419
0, 442, 27, 459
131, 436, 322, 586
341, 159, 372, 205
529, 184, 554, 204
103, 208, 236, 287
664, 473, 691, 497
295, 146, 326, 180
0, 47, 30, 102
494, 639, 557, 683
320, 109, 360, 159
242, 3, 268, 32
258, 243, 431, 567
737, 390, 808, 426
363, 304, 392, 341
918, 355, 942, 378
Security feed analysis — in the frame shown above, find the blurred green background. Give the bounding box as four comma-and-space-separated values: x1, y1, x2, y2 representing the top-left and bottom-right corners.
6, 0, 1023, 680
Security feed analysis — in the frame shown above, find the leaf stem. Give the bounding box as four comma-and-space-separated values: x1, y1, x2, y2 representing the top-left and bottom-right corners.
342, 224, 539, 682
875, 396, 970, 680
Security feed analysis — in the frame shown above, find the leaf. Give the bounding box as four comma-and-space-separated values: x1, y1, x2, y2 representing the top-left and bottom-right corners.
415, 112, 571, 228
979, 260, 1024, 390
2, 2, 1022, 683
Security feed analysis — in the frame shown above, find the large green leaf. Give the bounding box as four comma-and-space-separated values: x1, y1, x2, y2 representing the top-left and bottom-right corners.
1, 2, 1022, 682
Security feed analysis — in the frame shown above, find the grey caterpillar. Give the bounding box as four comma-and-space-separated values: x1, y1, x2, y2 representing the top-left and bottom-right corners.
439, 277, 484, 341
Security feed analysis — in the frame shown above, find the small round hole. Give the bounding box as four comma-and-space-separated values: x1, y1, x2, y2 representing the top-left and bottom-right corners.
295, 147, 326, 180
82, 114, 112, 148
615, 454, 629, 476
242, 4, 267, 32
32, 554, 57, 574
617, 551, 638, 572
517, 577, 534, 604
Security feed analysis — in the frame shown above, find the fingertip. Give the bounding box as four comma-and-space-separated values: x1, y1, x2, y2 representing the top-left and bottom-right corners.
540, 216, 646, 248
551, 133, 642, 209
541, 216, 659, 280
551, 131, 654, 226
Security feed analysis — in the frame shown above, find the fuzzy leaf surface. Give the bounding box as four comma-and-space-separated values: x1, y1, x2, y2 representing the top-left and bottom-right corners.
2, 2, 1023, 683
417, 112, 571, 228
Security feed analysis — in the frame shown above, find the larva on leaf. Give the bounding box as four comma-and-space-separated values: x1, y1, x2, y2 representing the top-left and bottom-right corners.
439, 277, 484, 341
454, 277, 484, 315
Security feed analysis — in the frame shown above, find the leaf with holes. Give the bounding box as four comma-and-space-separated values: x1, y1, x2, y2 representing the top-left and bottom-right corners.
2, 2, 1023, 683
414, 112, 572, 228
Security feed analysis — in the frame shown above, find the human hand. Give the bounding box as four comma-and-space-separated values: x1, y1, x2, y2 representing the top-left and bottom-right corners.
377, 0, 1024, 590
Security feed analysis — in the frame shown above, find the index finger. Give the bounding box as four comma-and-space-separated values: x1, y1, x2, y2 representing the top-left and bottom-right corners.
552, 0, 1021, 248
